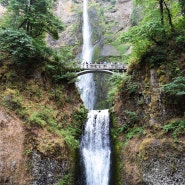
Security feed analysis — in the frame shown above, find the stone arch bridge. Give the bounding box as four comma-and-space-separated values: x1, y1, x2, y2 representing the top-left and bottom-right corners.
76, 63, 127, 76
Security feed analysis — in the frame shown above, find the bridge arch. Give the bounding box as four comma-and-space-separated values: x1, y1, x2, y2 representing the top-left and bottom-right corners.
76, 69, 114, 76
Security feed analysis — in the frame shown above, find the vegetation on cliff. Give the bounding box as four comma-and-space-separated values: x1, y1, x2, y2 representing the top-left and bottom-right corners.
0, 1, 87, 184
111, 1, 185, 184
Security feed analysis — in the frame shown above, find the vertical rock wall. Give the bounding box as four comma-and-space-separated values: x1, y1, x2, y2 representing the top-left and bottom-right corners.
113, 60, 185, 184
0, 110, 27, 184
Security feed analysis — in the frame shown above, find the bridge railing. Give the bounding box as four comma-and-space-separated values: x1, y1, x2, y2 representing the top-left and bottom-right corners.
80, 63, 126, 70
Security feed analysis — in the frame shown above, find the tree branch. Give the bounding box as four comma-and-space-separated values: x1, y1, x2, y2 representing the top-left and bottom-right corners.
163, 0, 175, 32
18, 19, 28, 29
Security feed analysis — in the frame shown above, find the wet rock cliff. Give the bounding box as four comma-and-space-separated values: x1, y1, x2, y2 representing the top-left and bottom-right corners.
113, 45, 185, 184
0, 62, 86, 184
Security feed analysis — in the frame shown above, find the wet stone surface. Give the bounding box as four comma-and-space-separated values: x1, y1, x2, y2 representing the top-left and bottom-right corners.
142, 156, 185, 185
30, 151, 69, 185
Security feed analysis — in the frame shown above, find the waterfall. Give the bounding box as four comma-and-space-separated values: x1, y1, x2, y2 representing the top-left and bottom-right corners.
76, 0, 95, 110
76, 0, 111, 184
81, 110, 111, 185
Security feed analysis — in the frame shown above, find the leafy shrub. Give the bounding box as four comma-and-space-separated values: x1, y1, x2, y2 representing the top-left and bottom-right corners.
28, 112, 48, 128
0, 29, 36, 62
127, 82, 138, 94
107, 73, 125, 102
72, 105, 88, 126
59, 174, 71, 185
57, 127, 79, 149
147, 51, 166, 68
117, 110, 139, 133
162, 76, 185, 96
163, 119, 185, 142
110, 0, 116, 5
3, 89, 24, 112
179, 0, 185, 15
4, 95, 23, 111
125, 110, 139, 126
122, 75, 138, 95
175, 34, 185, 49
125, 127, 146, 140
45, 49, 78, 83
28, 107, 57, 128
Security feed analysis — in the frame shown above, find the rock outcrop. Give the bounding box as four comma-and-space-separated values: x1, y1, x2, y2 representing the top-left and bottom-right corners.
0, 110, 26, 184
113, 52, 185, 184
0, 62, 84, 184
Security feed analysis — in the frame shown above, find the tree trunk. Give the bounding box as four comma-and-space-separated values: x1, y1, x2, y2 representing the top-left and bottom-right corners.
159, 0, 164, 26
163, 0, 175, 32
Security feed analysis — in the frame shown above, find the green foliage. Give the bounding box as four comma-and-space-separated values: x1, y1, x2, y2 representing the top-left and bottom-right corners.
123, 21, 165, 43
121, 0, 184, 63
0, 28, 53, 63
2, 88, 30, 120
175, 32, 185, 49
0, 29, 36, 62
45, 48, 78, 83
0, 0, 8, 6
121, 75, 138, 95
163, 119, 185, 142
125, 110, 139, 126
118, 127, 146, 146
179, 0, 185, 15
107, 73, 125, 102
107, 74, 138, 103
0, 0, 63, 39
57, 127, 79, 149
118, 110, 139, 133
149, 53, 166, 64
48, 86, 64, 106
4, 94, 23, 111
24, 148, 32, 156
27, 105, 80, 148
45, 60, 77, 83
59, 174, 71, 185
125, 127, 146, 140
162, 76, 185, 96
110, 0, 116, 5
121, 21, 165, 63
126, 82, 138, 95
28, 109, 57, 128
137, 99, 144, 106
72, 105, 88, 126
145, 50, 166, 68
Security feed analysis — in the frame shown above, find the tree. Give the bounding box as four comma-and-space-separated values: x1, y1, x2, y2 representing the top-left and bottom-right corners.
179, 0, 185, 15
0, 0, 64, 39
137, 0, 174, 32
162, 76, 185, 96
0, 28, 38, 62
121, 0, 184, 63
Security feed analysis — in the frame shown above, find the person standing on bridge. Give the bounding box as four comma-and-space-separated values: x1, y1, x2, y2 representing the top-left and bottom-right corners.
82, 59, 85, 67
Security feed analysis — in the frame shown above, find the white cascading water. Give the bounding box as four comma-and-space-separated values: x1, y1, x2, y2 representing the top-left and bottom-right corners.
76, 0, 95, 110
81, 110, 111, 185
76, 0, 111, 184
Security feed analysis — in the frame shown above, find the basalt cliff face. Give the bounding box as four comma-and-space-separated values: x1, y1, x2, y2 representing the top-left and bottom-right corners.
0, 65, 84, 184
113, 52, 185, 184
47, 0, 133, 56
